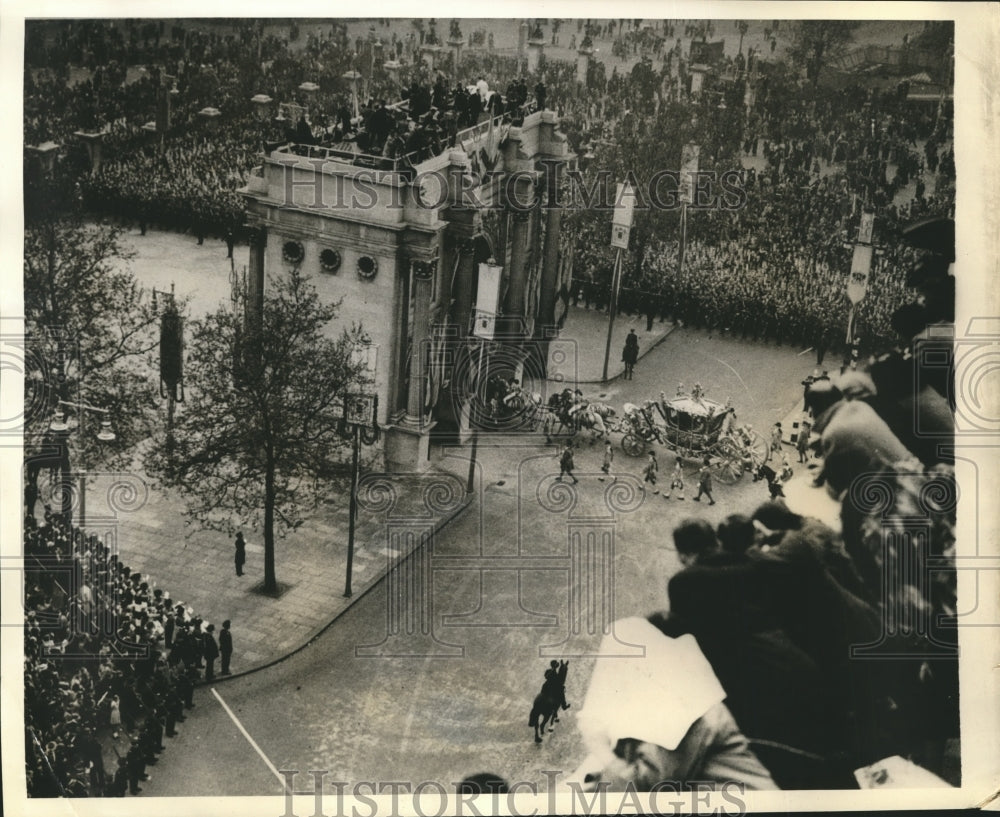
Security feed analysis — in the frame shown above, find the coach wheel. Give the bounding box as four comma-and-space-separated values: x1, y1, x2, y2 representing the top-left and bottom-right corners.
711, 439, 743, 485
622, 433, 644, 457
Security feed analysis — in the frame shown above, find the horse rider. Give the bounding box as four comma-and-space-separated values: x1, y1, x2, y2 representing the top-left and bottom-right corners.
542, 660, 570, 712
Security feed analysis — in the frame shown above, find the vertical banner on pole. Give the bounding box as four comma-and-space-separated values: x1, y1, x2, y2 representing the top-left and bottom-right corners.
602, 183, 636, 381
848, 212, 875, 306
679, 143, 701, 205
846, 212, 875, 345
612, 183, 636, 235
476, 262, 502, 314
473, 262, 502, 339
848, 245, 873, 304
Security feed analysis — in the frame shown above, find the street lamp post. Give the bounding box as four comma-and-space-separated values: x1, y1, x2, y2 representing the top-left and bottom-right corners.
339, 392, 379, 598
467, 337, 487, 494
47, 401, 116, 529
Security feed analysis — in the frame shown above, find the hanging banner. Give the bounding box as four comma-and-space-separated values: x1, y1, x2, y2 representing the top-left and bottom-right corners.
425, 325, 446, 411
476, 262, 503, 314
848, 211, 875, 304
847, 244, 873, 304
611, 224, 631, 249
612, 182, 636, 228
350, 342, 378, 380
472, 310, 496, 339
679, 143, 701, 204
611, 182, 636, 249
857, 211, 875, 244
690, 68, 706, 96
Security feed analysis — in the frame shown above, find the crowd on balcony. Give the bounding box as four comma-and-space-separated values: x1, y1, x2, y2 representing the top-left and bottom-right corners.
570, 215, 957, 788
24, 508, 215, 797
575, 448, 957, 789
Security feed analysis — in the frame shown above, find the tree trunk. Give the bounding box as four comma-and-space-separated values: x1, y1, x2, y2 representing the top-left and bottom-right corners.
264, 457, 277, 593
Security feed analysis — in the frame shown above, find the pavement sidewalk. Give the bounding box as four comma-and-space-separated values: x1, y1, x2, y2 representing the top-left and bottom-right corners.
83, 464, 470, 679
547, 304, 675, 384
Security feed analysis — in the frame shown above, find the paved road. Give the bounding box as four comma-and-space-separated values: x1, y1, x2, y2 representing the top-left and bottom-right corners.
136, 324, 821, 798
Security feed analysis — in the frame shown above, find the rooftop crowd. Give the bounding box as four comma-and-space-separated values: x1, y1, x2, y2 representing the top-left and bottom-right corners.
24, 505, 218, 797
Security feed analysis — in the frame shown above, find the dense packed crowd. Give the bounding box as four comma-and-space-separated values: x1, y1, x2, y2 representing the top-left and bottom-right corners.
28, 20, 557, 240
22, 17, 961, 795
561, 34, 954, 357
24, 508, 218, 797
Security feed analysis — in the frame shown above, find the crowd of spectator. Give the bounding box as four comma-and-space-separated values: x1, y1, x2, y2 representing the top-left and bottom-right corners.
559, 30, 953, 359
22, 16, 961, 795
576, 373, 957, 789
24, 507, 216, 797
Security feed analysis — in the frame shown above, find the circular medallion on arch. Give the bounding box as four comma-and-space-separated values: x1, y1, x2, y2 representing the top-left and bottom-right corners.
357, 255, 378, 280
282, 240, 305, 264
319, 248, 342, 273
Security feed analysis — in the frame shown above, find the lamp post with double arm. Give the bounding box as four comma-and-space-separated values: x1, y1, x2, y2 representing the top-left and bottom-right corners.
45, 400, 116, 530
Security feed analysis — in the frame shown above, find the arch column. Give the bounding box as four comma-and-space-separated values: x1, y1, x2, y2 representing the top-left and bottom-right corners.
502, 209, 533, 337
246, 227, 266, 330
386, 257, 437, 472
405, 259, 435, 420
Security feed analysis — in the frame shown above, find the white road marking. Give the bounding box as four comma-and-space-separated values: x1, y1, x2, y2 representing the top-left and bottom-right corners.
211, 687, 287, 786
398, 649, 437, 755
710, 355, 756, 405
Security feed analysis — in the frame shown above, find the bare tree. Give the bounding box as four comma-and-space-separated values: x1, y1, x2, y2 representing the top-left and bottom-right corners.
145, 268, 368, 593
787, 21, 858, 87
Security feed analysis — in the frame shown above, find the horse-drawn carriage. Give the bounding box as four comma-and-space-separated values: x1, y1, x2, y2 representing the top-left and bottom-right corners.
541, 388, 616, 443
615, 389, 767, 484
480, 375, 544, 430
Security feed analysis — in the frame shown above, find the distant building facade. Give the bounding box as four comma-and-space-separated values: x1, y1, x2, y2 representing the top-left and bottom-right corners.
241, 108, 574, 471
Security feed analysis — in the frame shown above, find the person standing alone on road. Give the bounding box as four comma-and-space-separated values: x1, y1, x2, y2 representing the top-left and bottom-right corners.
622, 329, 639, 380
767, 422, 783, 462
642, 450, 659, 494
797, 420, 812, 463
666, 457, 685, 500
234, 532, 246, 577
599, 441, 614, 481
219, 620, 233, 676
693, 457, 716, 505
558, 443, 579, 484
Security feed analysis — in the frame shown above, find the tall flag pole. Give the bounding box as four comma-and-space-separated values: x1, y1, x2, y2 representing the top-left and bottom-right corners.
846, 210, 875, 368
602, 182, 636, 381
677, 143, 700, 283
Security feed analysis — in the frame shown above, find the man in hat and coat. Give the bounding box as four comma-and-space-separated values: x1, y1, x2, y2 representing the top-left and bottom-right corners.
203, 623, 220, 682
219, 620, 234, 675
